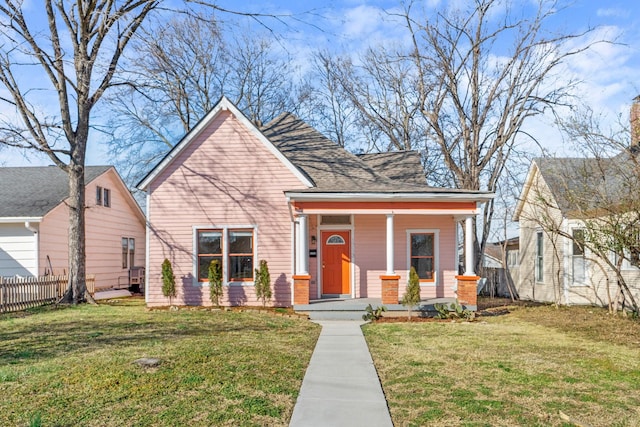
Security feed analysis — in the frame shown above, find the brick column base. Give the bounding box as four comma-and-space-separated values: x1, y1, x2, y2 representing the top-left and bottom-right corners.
380, 275, 400, 305
455, 275, 480, 310
293, 275, 311, 305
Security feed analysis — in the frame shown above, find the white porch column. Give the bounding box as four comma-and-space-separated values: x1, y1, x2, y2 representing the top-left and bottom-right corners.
464, 216, 475, 276
296, 214, 309, 275
386, 214, 395, 275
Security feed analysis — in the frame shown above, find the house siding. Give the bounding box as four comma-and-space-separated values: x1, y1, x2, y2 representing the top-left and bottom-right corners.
0, 223, 37, 277
146, 111, 307, 307
39, 169, 146, 290
352, 214, 458, 299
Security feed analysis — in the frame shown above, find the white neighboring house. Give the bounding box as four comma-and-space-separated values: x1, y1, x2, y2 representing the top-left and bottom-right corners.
513, 157, 640, 308
0, 166, 146, 290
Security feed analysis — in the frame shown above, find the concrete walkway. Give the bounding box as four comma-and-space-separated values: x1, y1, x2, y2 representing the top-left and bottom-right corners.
289, 320, 393, 427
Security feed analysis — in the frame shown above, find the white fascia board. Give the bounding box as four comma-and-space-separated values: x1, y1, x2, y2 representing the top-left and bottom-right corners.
0, 217, 42, 223
512, 161, 538, 222
297, 208, 481, 215
138, 96, 313, 190
285, 191, 494, 203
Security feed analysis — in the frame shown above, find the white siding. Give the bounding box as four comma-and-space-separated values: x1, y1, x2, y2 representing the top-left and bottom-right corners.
0, 223, 37, 277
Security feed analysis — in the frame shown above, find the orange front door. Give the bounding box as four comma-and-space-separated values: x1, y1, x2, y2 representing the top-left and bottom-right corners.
321, 230, 351, 295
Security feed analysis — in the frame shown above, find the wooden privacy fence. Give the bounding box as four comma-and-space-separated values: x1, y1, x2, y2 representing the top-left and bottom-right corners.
0, 275, 96, 313
481, 267, 518, 299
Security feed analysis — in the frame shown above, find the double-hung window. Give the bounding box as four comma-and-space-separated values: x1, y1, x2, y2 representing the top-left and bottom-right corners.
571, 229, 586, 285
196, 228, 254, 283
96, 186, 111, 207
197, 230, 223, 281
122, 237, 135, 269
409, 232, 436, 282
535, 231, 544, 282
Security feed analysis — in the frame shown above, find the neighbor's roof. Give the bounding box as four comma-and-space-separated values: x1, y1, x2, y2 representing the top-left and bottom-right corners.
0, 166, 111, 218
515, 154, 637, 220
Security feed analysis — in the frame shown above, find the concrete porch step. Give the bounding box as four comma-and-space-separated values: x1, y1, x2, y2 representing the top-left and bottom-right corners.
294, 297, 457, 320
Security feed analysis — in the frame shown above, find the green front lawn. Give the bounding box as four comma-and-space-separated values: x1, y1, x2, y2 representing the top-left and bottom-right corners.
364, 304, 640, 427
0, 299, 320, 426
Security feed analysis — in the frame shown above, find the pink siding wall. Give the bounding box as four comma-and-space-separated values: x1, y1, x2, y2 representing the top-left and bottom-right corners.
146, 111, 307, 307
353, 214, 458, 299
39, 169, 146, 290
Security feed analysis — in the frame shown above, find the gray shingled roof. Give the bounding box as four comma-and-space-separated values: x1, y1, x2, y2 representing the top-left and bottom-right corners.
357, 151, 426, 186
536, 155, 636, 217
0, 166, 111, 218
261, 113, 469, 194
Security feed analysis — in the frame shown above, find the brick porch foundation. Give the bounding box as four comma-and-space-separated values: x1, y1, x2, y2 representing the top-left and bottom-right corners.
380, 275, 400, 305
455, 275, 479, 310
293, 275, 311, 305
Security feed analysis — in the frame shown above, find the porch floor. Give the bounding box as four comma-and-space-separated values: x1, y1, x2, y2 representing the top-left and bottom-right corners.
294, 297, 457, 320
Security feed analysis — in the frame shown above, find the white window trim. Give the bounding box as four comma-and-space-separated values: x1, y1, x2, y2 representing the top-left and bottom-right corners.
192, 225, 258, 286
406, 228, 439, 287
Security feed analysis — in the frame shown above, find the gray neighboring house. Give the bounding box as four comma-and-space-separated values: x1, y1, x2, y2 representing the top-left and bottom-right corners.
0, 166, 145, 290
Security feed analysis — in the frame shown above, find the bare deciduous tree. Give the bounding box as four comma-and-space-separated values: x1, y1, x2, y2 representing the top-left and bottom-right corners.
0, 0, 159, 303
0, 2, 297, 304
107, 15, 300, 185
312, 0, 599, 272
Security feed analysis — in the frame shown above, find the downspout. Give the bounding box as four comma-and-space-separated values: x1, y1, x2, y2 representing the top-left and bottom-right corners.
25, 221, 39, 276
145, 193, 150, 305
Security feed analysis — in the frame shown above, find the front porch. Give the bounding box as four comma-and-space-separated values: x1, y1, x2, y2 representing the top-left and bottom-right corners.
294, 296, 458, 320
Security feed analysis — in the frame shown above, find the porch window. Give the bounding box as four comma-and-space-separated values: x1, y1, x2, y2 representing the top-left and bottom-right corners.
321, 215, 351, 225
197, 230, 223, 281
228, 230, 253, 281
410, 233, 435, 281
535, 231, 544, 282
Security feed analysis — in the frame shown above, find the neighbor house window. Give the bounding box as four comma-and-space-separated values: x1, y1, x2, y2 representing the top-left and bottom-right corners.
122, 238, 135, 269
410, 233, 435, 282
507, 250, 519, 267
196, 228, 254, 283
535, 231, 544, 282
96, 187, 110, 207
197, 230, 223, 281
572, 229, 586, 285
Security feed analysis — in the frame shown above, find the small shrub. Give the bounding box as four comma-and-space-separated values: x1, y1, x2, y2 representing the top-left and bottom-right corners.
362, 304, 387, 321
254, 260, 272, 307
401, 266, 421, 320
434, 302, 475, 321
208, 260, 223, 307
161, 258, 176, 305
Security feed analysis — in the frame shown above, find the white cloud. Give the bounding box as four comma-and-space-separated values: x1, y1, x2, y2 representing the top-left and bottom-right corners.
597, 8, 630, 18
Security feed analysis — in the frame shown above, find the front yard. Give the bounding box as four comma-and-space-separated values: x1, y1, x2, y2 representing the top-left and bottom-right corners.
0, 299, 320, 426
363, 303, 640, 427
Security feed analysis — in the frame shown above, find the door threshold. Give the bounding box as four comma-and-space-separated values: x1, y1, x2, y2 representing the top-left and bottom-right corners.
321, 294, 351, 299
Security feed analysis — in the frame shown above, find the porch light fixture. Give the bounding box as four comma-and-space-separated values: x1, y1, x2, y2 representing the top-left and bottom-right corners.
311, 235, 316, 245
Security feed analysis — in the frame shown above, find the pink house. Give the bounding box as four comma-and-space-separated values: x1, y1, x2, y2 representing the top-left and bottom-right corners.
138, 97, 492, 309
0, 166, 146, 290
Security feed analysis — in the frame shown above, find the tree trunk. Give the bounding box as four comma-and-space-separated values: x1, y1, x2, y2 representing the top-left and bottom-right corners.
60, 164, 86, 304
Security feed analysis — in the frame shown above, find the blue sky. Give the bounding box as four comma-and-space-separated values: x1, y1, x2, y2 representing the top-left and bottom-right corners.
3, 0, 640, 166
